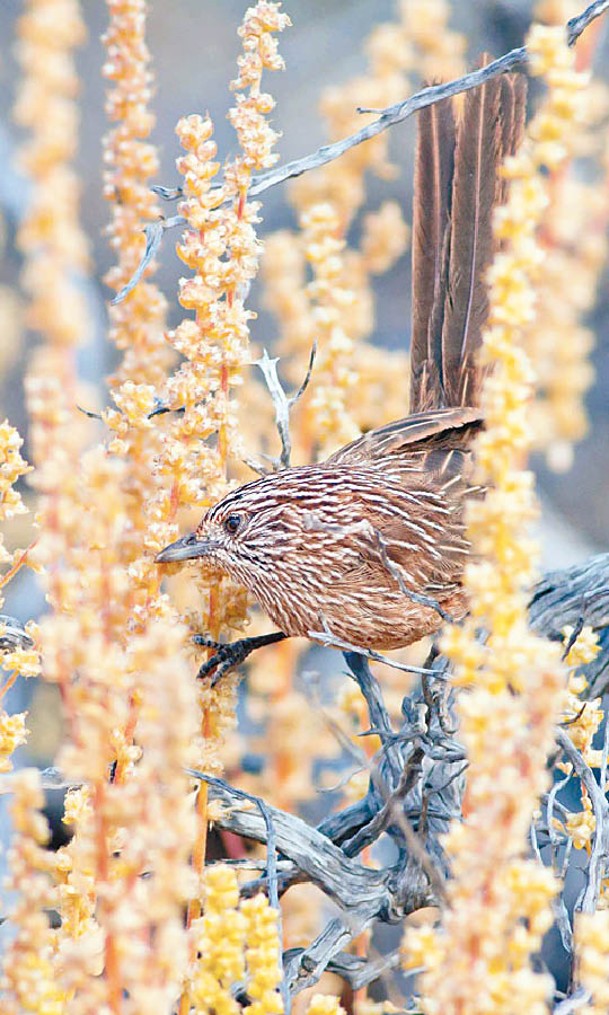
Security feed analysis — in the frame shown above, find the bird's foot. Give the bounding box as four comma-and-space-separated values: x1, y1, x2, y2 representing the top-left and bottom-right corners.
194, 631, 288, 686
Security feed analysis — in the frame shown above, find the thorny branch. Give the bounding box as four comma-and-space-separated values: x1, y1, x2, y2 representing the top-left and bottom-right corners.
247, 345, 317, 473
111, 215, 183, 305
184, 553, 609, 1003
556, 729, 609, 915
305, 656, 448, 903
28, 555, 609, 1003
307, 613, 440, 678
112, 0, 609, 305
244, 0, 608, 195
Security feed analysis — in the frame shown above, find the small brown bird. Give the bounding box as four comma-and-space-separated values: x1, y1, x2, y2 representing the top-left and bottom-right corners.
157, 74, 526, 674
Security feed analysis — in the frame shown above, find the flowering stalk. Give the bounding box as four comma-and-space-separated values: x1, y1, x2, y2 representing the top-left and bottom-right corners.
0, 422, 49, 1012
152, 6, 290, 1004
13, 0, 204, 1008
300, 203, 360, 455
187, 866, 283, 1015
522, 0, 607, 471
0, 424, 38, 772
12, 2, 102, 1001
573, 910, 609, 1014
404, 25, 588, 1015
15, 0, 92, 760
0, 771, 64, 1013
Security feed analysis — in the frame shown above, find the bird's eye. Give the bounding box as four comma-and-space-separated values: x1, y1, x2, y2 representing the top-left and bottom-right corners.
224, 513, 242, 535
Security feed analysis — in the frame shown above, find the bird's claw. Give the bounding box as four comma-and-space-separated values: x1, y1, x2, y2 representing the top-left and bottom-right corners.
193, 631, 288, 686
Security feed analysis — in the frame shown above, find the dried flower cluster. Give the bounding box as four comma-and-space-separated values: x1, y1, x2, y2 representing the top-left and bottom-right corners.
253, 0, 463, 973
162, 7, 292, 977
0, 422, 38, 771
12, 2, 201, 1007
103, 0, 170, 387
253, 0, 464, 789
404, 24, 589, 1015
13, 0, 90, 352
186, 865, 284, 1015
0, 426, 47, 1009
523, 0, 608, 471
0, 770, 63, 1012
574, 909, 609, 1013
5, 2, 290, 1011
4, 2, 609, 1013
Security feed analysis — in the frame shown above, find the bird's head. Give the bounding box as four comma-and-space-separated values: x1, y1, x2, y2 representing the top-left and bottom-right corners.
155, 473, 299, 587
156, 498, 250, 577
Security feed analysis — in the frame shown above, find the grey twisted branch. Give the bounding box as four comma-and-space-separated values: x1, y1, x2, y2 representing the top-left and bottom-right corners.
186, 552, 609, 1002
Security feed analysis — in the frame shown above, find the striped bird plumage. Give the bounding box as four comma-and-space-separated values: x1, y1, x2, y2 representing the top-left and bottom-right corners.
157, 72, 526, 652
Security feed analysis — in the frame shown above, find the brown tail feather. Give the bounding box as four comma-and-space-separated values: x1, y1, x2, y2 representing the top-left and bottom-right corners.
410, 98, 456, 413
440, 75, 503, 408
409, 68, 526, 413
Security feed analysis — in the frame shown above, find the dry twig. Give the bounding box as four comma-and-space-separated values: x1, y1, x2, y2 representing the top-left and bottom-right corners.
112, 0, 609, 306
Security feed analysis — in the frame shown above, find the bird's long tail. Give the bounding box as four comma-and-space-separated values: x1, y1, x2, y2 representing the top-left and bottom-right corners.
409, 71, 527, 413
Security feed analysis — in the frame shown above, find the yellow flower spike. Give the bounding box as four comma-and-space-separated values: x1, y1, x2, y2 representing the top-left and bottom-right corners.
205, 864, 241, 912
17, 1, 205, 1009
242, 894, 284, 1015
402, 21, 590, 1015
11, 1, 113, 1003
564, 625, 601, 668
306, 997, 346, 1015
162, 11, 292, 1001
566, 795, 596, 852
0, 770, 67, 1013
0, 712, 29, 773
575, 909, 609, 1012
525, 16, 604, 466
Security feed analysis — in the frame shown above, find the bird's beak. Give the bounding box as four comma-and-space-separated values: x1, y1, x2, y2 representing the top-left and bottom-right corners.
155, 533, 213, 563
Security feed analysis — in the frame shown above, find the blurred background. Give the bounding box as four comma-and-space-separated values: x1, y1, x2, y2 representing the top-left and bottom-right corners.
0, 0, 606, 565
0, 0, 608, 997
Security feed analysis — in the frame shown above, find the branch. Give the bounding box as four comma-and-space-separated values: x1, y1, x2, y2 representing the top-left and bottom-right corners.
555, 729, 609, 914
252, 345, 316, 471
111, 216, 184, 305
567, 0, 609, 43
553, 987, 593, 1014
307, 616, 439, 678
115, 0, 609, 306
529, 552, 609, 697
283, 918, 368, 996
243, 0, 608, 199
187, 770, 389, 918
0, 615, 34, 652
302, 946, 402, 992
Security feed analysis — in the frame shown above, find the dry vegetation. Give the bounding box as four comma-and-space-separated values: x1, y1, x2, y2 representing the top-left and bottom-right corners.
1, 1, 609, 1013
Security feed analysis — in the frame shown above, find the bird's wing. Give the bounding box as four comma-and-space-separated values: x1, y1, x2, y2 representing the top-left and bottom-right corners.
328, 469, 470, 593
325, 406, 483, 470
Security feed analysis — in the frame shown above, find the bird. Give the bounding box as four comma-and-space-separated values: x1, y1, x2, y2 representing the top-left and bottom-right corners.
157, 72, 527, 679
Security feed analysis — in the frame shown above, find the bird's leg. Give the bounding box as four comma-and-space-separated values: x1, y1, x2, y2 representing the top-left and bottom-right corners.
194, 631, 288, 685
